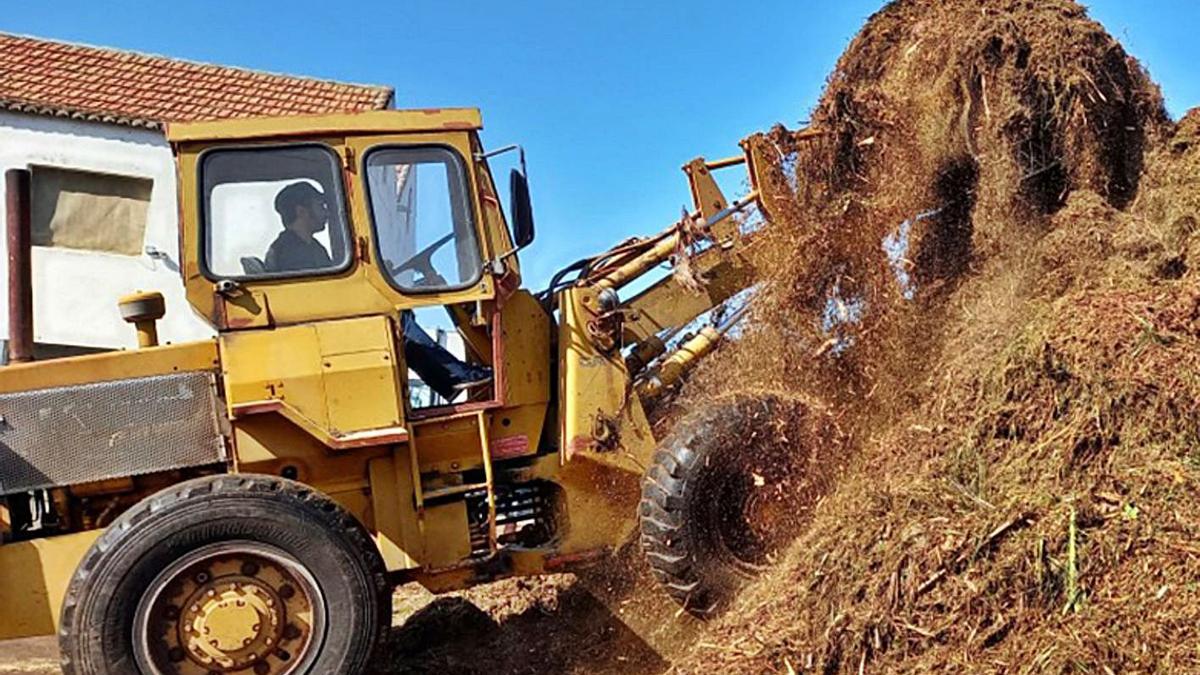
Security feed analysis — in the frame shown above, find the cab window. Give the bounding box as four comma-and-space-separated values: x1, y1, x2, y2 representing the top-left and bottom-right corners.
364, 146, 481, 292
201, 145, 351, 279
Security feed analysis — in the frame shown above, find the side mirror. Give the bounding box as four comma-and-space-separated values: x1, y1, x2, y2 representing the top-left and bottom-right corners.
509, 169, 535, 248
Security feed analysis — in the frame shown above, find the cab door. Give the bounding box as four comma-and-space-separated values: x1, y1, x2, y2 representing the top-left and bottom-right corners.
347, 134, 501, 570
347, 134, 500, 412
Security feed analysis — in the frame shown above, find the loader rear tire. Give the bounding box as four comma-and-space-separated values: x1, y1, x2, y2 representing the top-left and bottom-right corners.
639, 394, 816, 618
59, 474, 390, 675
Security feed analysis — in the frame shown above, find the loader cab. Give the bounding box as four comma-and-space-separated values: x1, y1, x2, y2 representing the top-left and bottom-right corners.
165, 108, 555, 581
170, 109, 523, 331
168, 109, 545, 437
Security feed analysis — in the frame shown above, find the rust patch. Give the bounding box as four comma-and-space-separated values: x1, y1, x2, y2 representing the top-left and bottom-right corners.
566, 434, 593, 457
491, 434, 531, 459
326, 429, 409, 450
230, 400, 284, 418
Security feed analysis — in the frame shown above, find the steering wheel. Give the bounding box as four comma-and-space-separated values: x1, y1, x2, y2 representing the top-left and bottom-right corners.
389, 232, 454, 287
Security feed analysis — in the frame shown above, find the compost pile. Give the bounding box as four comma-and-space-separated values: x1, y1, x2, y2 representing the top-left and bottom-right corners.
671, 0, 1200, 672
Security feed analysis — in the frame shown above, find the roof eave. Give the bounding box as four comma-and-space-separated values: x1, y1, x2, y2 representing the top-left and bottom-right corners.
0, 97, 163, 129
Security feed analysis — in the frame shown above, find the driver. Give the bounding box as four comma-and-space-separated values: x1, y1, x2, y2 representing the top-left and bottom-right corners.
264, 182, 492, 399
265, 182, 334, 273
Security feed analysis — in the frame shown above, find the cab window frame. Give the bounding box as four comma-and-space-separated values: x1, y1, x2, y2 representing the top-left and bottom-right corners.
197, 141, 355, 283
360, 143, 485, 296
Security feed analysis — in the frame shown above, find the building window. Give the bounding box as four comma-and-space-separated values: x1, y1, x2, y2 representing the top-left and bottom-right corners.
30, 167, 152, 256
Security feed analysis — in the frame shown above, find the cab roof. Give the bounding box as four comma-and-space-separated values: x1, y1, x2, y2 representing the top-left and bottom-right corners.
166, 108, 483, 143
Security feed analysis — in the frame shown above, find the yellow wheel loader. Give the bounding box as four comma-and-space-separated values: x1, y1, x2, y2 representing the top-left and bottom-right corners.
0, 108, 815, 673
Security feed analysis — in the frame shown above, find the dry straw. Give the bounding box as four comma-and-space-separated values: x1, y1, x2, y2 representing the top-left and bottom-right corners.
670, 0, 1200, 672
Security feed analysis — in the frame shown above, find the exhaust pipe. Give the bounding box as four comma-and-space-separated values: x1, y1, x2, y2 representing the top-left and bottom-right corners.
6, 169, 33, 363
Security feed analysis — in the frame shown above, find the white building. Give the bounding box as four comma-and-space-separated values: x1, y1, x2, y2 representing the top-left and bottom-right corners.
0, 33, 393, 354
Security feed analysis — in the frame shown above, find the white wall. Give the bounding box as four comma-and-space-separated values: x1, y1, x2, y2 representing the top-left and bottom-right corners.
0, 111, 214, 349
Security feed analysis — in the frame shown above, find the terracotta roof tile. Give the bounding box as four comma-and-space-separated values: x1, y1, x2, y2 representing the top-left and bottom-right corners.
0, 33, 393, 129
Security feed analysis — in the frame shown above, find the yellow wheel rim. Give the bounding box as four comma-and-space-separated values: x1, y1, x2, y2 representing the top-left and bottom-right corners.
133, 541, 325, 675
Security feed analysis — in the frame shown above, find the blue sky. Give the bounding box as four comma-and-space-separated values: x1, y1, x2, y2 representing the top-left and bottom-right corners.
5, 1, 1198, 288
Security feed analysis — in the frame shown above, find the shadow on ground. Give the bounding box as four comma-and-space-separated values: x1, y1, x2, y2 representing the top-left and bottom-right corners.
0, 590, 672, 675
377, 583, 672, 675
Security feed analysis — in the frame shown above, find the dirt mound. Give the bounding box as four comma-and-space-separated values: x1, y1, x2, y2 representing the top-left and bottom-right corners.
699, 0, 1168, 412
669, 1, 1200, 672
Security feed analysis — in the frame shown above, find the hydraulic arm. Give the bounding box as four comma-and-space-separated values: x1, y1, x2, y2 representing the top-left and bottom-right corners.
554, 126, 814, 462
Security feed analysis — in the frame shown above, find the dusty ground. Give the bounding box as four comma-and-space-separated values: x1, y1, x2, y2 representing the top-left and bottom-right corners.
0, 638, 57, 675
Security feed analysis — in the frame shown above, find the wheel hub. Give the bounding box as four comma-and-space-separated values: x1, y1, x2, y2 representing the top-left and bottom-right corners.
135, 543, 324, 675
182, 576, 282, 669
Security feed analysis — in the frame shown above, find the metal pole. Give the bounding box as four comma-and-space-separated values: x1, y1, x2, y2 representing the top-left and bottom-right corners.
6, 169, 33, 363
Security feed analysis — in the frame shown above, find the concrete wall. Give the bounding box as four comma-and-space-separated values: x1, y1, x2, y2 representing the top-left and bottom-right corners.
0, 111, 214, 349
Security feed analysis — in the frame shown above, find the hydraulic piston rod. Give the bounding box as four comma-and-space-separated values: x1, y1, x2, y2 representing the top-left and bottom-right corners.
634, 302, 751, 399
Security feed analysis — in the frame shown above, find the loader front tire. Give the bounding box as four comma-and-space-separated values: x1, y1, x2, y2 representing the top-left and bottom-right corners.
59, 474, 390, 675
639, 394, 818, 618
